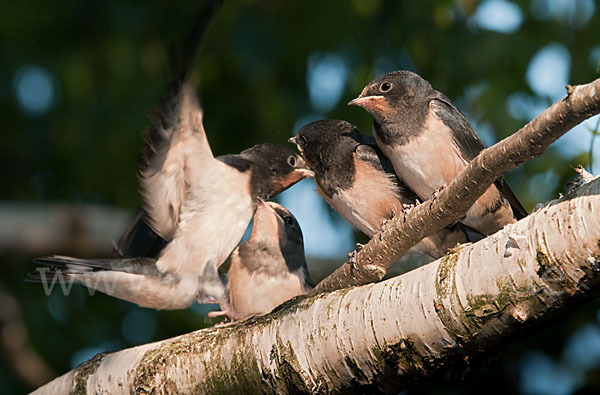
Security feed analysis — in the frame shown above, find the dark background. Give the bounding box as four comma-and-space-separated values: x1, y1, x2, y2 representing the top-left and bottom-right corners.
1, 0, 600, 393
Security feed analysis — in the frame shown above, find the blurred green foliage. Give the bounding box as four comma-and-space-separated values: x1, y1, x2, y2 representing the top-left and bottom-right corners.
1, 0, 600, 393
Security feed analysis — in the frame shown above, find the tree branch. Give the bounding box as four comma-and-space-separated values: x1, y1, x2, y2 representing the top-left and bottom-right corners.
32, 177, 600, 394
0, 202, 129, 257
312, 78, 600, 293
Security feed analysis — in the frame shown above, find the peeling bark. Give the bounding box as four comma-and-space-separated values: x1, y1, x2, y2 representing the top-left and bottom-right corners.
33, 177, 600, 394
313, 77, 600, 293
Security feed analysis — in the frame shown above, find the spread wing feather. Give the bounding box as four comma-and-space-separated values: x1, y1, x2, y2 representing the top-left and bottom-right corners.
29, 255, 161, 279
119, 0, 224, 245
139, 84, 213, 240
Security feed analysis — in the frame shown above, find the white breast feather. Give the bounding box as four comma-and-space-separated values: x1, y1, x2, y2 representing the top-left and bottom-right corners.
378, 112, 467, 200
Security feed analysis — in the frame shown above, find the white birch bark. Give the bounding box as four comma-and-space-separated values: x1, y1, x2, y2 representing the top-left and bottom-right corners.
33, 176, 600, 394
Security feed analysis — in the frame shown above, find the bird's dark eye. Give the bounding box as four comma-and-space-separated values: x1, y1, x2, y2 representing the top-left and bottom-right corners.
287, 155, 296, 167
283, 216, 294, 225
298, 135, 308, 147
379, 82, 392, 92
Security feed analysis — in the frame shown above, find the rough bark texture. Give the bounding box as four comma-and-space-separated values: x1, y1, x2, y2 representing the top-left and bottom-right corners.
32, 177, 600, 395
313, 78, 600, 293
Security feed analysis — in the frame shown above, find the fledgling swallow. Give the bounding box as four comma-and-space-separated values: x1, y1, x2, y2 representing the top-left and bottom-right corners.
30, 0, 312, 311
290, 119, 482, 259
210, 199, 313, 319
349, 70, 527, 235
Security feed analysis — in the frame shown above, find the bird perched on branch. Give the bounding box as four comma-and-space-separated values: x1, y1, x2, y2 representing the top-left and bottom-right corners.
349, 70, 527, 235
290, 119, 481, 259
210, 199, 313, 320
31, 0, 312, 312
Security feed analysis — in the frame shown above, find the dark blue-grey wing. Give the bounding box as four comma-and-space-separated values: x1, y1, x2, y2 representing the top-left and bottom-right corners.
354, 141, 395, 176
116, 210, 168, 258
302, 262, 315, 289
430, 96, 485, 161
430, 97, 527, 219
495, 177, 528, 219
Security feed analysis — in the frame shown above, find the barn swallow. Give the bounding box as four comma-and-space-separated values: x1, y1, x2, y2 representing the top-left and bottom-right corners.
290, 119, 482, 259
31, 0, 312, 310
349, 70, 527, 235
209, 199, 313, 319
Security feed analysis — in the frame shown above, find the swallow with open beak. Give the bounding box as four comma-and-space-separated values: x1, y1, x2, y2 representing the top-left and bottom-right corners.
290, 119, 482, 259
210, 199, 313, 319
349, 70, 527, 235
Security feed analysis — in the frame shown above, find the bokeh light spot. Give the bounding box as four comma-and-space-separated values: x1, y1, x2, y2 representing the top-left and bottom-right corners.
121, 308, 157, 345
506, 91, 548, 121
527, 170, 560, 203
526, 44, 571, 101
520, 351, 581, 395
14, 65, 56, 116
531, 0, 595, 29
590, 45, 600, 72
471, 0, 524, 33
307, 53, 349, 113
563, 324, 600, 370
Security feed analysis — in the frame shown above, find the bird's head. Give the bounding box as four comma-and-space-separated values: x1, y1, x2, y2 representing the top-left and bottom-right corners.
252, 198, 304, 250
348, 70, 432, 123
289, 119, 363, 177
240, 143, 313, 199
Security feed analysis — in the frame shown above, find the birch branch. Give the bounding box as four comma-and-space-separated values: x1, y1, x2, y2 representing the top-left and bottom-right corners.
33, 177, 600, 394
312, 77, 600, 293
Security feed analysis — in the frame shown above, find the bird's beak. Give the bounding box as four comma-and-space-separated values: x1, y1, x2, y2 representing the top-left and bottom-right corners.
293, 156, 314, 178
348, 87, 384, 108
252, 198, 279, 240
348, 94, 385, 107
288, 136, 297, 145
295, 168, 314, 178
347, 96, 363, 106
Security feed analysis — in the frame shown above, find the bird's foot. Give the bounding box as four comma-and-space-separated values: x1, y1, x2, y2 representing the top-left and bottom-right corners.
205, 310, 233, 324
431, 184, 447, 200
402, 203, 415, 212
348, 250, 358, 267
402, 198, 421, 212
206, 306, 246, 322
401, 200, 420, 222
207, 310, 228, 318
